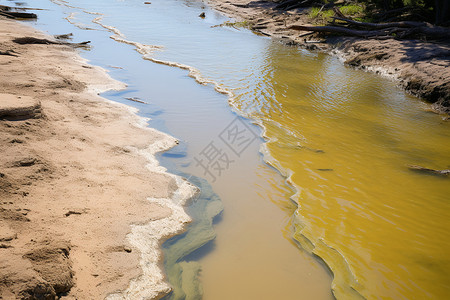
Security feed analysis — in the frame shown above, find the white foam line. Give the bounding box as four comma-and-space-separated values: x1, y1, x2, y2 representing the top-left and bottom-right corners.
47, 2, 201, 298
92, 16, 236, 102
64, 12, 97, 31
91, 72, 199, 300
64, 7, 361, 299
107, 146, 197, 300
97, 98, 199, 299
50, 0, 83, 10
91, 12, 347, 299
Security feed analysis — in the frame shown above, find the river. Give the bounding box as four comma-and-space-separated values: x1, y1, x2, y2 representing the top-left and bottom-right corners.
24, 0, 450, 299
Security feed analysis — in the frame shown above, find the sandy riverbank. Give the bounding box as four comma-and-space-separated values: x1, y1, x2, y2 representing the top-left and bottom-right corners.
0, 18, 195, 299
205, 0, 450, 115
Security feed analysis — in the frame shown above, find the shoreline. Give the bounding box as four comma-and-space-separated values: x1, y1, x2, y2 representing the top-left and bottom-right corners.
0, 18, 195, 299
1, 1, 447, 299
204, 0, 450, 116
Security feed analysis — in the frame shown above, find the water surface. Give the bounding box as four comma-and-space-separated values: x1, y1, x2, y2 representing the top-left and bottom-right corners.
25, 0, 450, 299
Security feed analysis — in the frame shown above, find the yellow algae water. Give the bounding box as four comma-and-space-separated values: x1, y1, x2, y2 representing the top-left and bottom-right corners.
231, 43, 450, 299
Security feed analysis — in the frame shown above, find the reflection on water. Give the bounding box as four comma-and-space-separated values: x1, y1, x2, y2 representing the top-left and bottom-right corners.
30, 0, 450, 299
159, 170, 223, 300
243, 42, 450, 299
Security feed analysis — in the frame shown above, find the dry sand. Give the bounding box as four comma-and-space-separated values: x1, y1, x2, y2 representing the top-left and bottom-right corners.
205, 0, 450, 114
0, 18, 195, 299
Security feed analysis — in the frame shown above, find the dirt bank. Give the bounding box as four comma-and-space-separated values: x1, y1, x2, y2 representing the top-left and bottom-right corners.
0, 18, 193, 299
205, 0, 450, 115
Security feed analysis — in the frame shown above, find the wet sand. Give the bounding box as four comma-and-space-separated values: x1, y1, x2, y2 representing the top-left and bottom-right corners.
0, 18, 195, 299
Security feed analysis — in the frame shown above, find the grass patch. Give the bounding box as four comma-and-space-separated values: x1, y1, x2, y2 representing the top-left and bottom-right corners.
229, 21, 252, 28
309, 7, 321, 19
309, 7, 334, 24
340, 4, 363, 16
309, 3, 366, 24
354, 16, 374, 22
212, 20, 253, 30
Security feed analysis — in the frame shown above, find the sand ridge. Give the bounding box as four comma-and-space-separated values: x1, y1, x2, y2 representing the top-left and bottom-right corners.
0, 18, 193, 299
